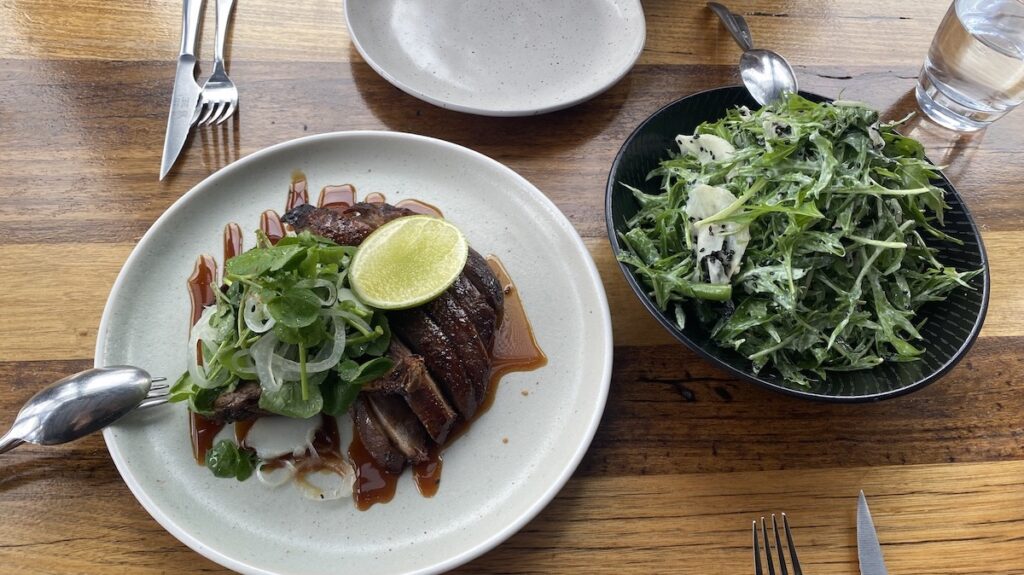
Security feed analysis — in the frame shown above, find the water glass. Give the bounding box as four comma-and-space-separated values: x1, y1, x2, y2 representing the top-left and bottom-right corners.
917, 0, 1024, 131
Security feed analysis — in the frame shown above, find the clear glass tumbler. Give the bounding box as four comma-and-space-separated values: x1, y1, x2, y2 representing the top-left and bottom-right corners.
917, 0, 1024, 131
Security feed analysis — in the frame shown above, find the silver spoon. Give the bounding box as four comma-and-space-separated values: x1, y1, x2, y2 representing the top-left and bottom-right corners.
0, 366, 169, 454
708, 2, 799, 106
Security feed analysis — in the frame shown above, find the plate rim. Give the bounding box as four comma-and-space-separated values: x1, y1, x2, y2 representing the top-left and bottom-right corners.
343, 0, 646, 117
97, 130, 614, 574
604, 85, 991, 403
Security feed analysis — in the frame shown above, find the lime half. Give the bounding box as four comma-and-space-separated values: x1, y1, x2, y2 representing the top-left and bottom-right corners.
350, 215, 469, 310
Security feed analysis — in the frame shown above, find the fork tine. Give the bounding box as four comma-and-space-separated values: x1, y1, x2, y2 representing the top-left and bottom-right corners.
782, 513, 802, 575
772, 515, 789, 575
149, 382, 170, 392
753, 521, 763, 575
138, 396, 169, 409
761, 517, 776, 575
196, 101, 215, 126
216, 100, 237, 125
202, 102, 223, 126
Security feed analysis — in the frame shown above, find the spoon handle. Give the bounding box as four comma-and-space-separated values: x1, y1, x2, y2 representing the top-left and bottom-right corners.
708, 2, 754, 51
0, 430, 25, 454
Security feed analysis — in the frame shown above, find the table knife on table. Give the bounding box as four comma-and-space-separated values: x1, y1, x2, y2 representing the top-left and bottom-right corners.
160, 0, 205, 180
858, 491, 889, 575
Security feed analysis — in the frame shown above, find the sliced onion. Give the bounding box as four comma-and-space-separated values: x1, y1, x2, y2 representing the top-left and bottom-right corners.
335, 287, 370, 314
188, 306, 225, 389
295, 460, 354, 501
271, 315, 347, 379
296, 278, 337, 307
229, 349, 257, 378
242, 290, 276, 333
251, 332, 285, 392
256, 460, 296, 488
334, 310, 373, 336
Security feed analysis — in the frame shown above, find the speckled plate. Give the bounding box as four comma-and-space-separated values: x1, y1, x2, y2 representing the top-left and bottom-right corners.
97, 132, 612, 574
344, 0, 646, 116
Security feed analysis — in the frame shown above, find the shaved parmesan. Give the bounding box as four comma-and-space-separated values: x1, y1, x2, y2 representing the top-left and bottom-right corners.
684, 184, 750, 283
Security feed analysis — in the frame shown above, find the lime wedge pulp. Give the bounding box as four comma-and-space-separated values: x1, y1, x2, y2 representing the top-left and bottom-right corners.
349, 215, 469, 310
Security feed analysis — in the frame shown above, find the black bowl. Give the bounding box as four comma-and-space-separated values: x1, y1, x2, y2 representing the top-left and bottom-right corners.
605, 86, 990, 402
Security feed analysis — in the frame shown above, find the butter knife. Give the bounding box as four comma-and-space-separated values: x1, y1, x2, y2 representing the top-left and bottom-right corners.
857, 491, 889, 575
159, 0, 205, 180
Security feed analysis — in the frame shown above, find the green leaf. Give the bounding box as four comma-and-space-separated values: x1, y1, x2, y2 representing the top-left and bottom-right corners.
258, 379, 323, 419
266, 288, 321, 328
205, 440, 259, 481
225, 243, 306, 277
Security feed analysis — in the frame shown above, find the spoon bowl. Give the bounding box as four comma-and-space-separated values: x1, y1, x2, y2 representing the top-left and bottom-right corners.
0, 366, 157, 453
740, 49, 799, 106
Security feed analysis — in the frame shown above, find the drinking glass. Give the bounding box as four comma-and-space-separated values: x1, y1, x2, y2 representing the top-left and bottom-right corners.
916, 0, 1024, 131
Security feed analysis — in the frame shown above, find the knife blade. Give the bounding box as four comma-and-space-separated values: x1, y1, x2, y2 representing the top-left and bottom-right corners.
160, 0, 205, 180
857, 491, 889, 575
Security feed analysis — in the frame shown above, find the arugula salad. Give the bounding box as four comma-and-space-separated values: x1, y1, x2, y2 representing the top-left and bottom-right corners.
170, 231, 393, 424
618, 94, 980, 386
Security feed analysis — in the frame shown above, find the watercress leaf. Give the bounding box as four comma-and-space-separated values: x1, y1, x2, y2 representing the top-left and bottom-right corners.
273, 315, 327, 347
266, 288, 321, 328
205, 440, 258, 481
226, 244, 306, 277
258, 379, 323, 419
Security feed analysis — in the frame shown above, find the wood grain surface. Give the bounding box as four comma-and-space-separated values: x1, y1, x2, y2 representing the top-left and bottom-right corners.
1, 1, 1023, 573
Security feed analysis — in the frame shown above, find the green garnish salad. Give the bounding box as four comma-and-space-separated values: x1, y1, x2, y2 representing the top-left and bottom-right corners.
170, 231, 394, 422
618, 94, 980, 386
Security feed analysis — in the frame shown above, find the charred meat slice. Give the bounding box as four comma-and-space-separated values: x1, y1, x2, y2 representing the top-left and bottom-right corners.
281, 203, 375, 246
422, 290, 490, 411
390, 309, 479, 419
210, 381, 268, 423
283, 203, 416, 246
353, 395, 406, 474
365, 393, 429, 464
365, 339, 458, 444
344, 202, 418, 230
449, 274, 497, 350
464, 249, 505, 321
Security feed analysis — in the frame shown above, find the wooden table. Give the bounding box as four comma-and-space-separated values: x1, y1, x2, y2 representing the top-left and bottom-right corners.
2, 1, 1023, 573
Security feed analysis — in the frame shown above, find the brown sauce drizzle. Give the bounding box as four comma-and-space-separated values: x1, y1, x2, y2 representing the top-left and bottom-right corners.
189, 414, 224, 465
186, 254, 224, 464
364, 192, 386, 204
395, 199, 444, 218
319, 184, 357, 210
411, 254, 547, 487
234, 419, 256, 444
259, 210, 285, 244
485, 256, 548, 380
349, 428, 400, 510
286, 172, 309, 211
222, 223, 243, 270
412, 444, 443, 497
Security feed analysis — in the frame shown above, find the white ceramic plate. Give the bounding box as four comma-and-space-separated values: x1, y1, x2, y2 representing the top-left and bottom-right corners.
97, 132, 612, 575
345, 0, 646, 116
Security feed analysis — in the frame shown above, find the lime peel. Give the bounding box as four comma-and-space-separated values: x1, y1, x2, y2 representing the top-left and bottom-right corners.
350, 215, 469, 310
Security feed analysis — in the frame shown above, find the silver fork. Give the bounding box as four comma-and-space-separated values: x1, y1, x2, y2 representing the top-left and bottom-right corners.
196, 0, 238, 125
753, 513, 803, 575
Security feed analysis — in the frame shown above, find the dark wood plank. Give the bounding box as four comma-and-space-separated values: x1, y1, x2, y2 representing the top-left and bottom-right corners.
580, 337, 1024, 477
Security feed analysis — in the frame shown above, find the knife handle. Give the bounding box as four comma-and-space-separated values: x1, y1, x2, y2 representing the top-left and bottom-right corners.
179, 0, 205, 57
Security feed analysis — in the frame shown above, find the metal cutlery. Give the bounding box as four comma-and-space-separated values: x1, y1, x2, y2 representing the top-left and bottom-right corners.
160, 0, 206, 180
858, 491, 889, 575
708, 2, 799, 106
0, 366, 168, 454
753, 513, 803, 575
196, 0, 239, 126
